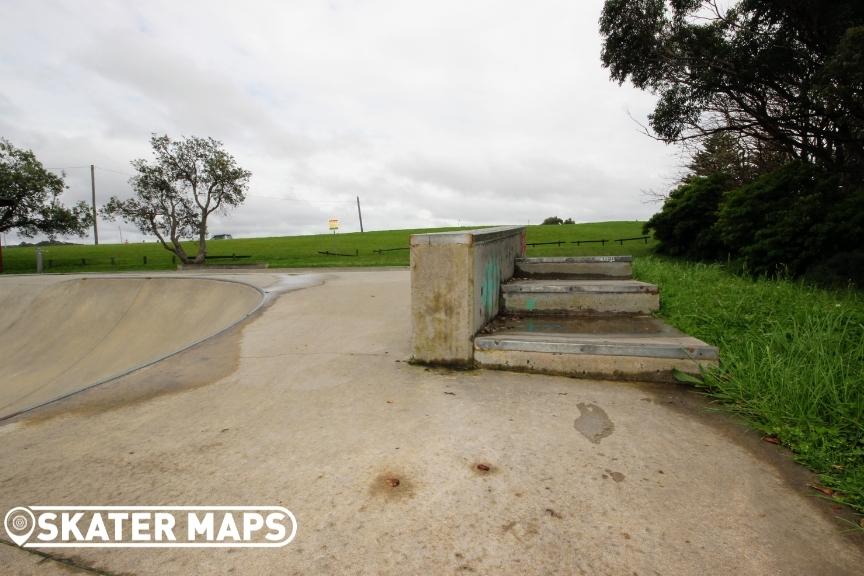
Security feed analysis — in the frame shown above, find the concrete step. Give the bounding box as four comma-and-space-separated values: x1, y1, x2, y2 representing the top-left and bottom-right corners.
515, 256, 632, 279
501, 279, 659, 315
474, 316, 718, 382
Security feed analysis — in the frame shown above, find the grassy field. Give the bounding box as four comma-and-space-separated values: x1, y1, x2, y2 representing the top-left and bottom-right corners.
635, 257, 864, 514
0, 221, 653, 273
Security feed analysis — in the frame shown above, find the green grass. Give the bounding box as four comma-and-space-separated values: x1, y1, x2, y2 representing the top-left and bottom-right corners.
0, 221, 652, 273
635, 256, 864, 513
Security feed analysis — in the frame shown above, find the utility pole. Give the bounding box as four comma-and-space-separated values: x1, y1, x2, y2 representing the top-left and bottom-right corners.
90, 164, 99, 245
356, 196, 364, 233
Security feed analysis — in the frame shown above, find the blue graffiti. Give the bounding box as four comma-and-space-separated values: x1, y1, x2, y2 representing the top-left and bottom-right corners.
482, 259, 500, 317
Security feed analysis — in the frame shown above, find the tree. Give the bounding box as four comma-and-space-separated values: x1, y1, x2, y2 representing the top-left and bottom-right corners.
644, 173, 730, 260
563, 217, 575, 224
602, 0, 864, 284
103, 135, 251, 265
715, 161, 846, 277
542, 216, 564, 225
0, 139, 92, 272
599, 0, 864, 180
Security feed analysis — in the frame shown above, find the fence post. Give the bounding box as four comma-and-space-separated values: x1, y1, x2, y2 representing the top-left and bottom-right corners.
143, 255, 148, 265
81, 258, 86, 265
36, 249, 43, 274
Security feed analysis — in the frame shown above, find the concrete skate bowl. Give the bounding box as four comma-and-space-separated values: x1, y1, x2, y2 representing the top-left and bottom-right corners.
0, 277, 263, 420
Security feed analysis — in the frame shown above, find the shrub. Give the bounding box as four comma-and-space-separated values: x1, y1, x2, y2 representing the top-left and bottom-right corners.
643, 174, 730, 260
646, 161, 864, 286
716, 162, 864, 284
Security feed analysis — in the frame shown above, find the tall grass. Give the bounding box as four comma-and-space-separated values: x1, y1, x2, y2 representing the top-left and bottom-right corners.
635, 256, 864, 511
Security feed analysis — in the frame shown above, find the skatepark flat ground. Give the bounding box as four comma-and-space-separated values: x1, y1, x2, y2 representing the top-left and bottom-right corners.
0, 269, 862, 575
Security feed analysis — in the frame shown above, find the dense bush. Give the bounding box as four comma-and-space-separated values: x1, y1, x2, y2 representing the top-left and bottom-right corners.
643, 174, 729, 260
717, 162, 835, 275
645, 162, 864, 285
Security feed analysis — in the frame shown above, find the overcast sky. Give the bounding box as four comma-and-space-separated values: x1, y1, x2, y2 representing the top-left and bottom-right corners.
0, 0, 681, 243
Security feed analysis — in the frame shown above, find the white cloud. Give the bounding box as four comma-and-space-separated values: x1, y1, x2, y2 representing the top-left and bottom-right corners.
0, 0, 678, 244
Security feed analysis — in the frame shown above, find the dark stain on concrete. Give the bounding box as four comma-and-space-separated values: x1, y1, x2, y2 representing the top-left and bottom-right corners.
473, 462, 496, 475
369, 471, 415, 501
605, 469, 626, 482
573, 402, 614, 444
545, 508, 563, 519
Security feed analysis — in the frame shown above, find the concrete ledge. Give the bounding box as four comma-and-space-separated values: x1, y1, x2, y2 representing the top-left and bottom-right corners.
411, 225, 525, 364
502, 279, 657, 294
474, 333, 718, 360
503, 291, 660, 314
410, 225, 528, 247
516, 256, 632, 263
502, 280, 660, 314
515, 256, 632, 279
474, 348, 718, 383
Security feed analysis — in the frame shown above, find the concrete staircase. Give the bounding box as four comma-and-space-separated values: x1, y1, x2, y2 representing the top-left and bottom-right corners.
474, 256, 718, 382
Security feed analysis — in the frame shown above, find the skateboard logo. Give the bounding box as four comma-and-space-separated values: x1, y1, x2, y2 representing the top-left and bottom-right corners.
3, 506, 297, 548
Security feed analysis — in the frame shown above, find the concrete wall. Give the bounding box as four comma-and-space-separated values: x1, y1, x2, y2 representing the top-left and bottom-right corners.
410, 226, 526, 365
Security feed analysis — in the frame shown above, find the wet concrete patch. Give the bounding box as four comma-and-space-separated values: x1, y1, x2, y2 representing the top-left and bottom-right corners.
13, 321, 245, 427
484, 313, 679, 336
604, 469, 626, 482
637, 379, 864, 547
573, 402, 615, 444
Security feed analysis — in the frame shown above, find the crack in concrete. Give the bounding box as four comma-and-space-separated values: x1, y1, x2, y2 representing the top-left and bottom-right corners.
0, 538, 127, 576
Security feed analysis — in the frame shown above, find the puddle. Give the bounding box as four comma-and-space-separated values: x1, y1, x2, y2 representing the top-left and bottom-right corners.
484, 314, 679, 336
262, 274, 327, 298
573, 402, 615, 444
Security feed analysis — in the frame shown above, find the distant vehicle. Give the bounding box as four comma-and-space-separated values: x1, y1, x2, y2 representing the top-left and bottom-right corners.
211, 234, 232, 240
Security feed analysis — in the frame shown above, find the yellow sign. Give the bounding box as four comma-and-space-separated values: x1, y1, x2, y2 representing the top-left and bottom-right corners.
328, 218, 339, 232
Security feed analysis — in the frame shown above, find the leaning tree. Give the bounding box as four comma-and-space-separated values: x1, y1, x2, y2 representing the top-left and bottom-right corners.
0, 139, 93, 272
103, 134, 251, 265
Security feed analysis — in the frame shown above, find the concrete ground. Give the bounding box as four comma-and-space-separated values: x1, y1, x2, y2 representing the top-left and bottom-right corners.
1, 269, 862, 575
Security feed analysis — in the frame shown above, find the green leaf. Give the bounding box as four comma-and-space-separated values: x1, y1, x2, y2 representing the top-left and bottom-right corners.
672, 368, 704, 385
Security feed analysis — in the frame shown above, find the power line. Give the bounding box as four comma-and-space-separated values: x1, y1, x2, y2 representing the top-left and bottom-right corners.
94, 166, 134, 177
247, 194, 356, 204
46, 165, 133, 177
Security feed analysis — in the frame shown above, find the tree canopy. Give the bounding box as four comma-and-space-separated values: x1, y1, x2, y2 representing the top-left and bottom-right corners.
542, 216, 564, 225
0, 138, 92, 238
103, 134, 251, 265
600, 0, 864, 179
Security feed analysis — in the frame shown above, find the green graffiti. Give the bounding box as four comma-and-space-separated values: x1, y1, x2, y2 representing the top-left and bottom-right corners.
482, 260, 500, 316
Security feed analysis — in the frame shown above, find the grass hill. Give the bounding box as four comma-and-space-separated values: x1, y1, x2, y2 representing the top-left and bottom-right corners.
0, 221, 652, 273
